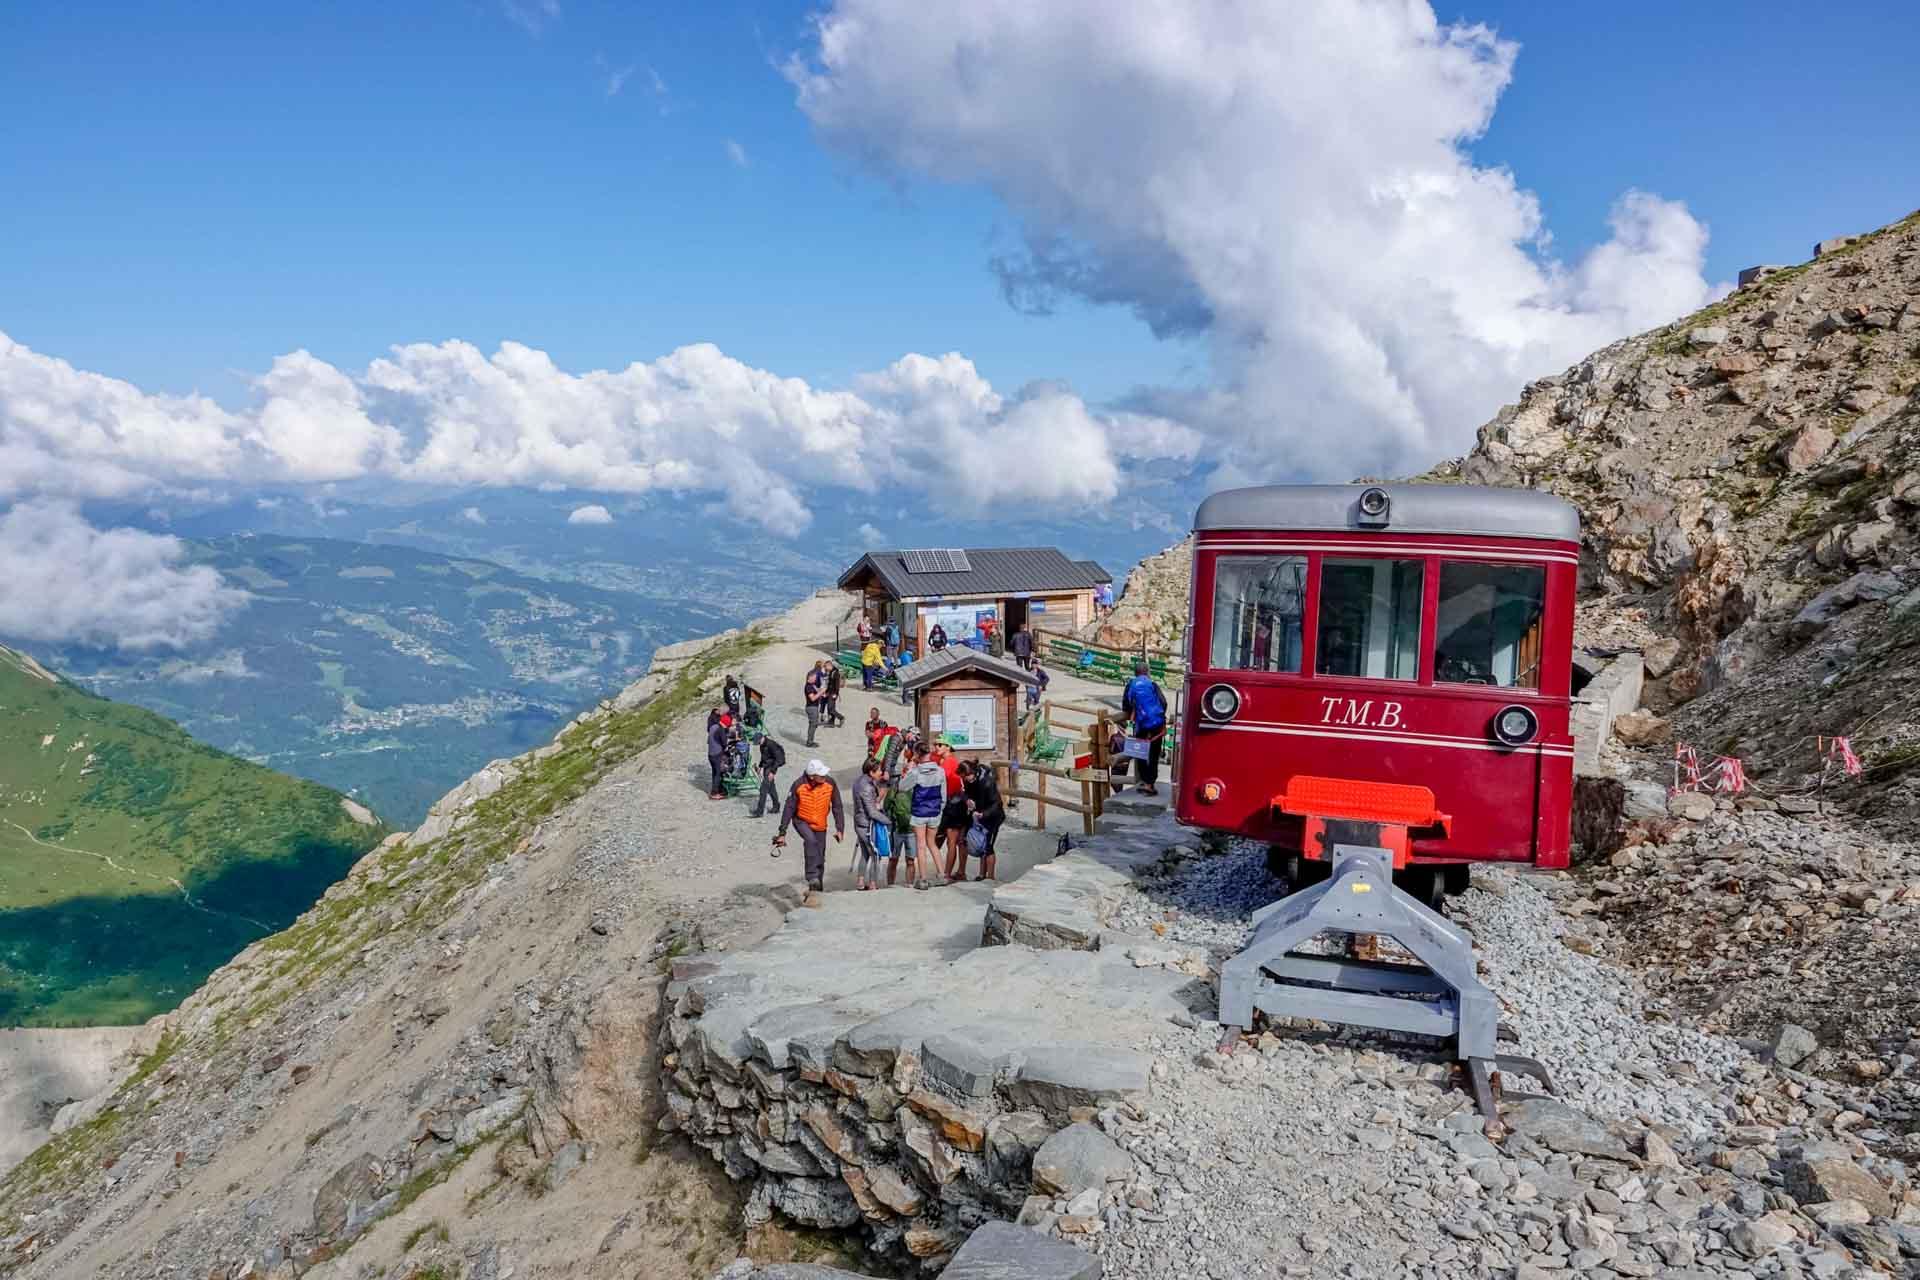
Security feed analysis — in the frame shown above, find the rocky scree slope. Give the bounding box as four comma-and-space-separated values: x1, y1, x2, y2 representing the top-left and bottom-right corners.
1436, 208, 1920, 811
0, 624, 779, 1280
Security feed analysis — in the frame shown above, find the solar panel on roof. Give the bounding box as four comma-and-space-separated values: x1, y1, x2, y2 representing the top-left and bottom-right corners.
901, 548, 970, 573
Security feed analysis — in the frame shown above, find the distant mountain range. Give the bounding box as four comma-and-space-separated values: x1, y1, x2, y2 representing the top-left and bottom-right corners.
0, 645, 387, 1026
27, 490, 1180, 827
28, 534, 741, 827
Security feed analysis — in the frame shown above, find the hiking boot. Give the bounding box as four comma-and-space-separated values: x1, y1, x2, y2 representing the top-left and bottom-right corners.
802, 890, 822, 909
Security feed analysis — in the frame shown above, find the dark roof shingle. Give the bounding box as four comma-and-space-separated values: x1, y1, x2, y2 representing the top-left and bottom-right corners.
840, 547, 1104, 599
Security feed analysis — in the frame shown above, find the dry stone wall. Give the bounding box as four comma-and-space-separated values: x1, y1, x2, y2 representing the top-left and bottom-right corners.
659, 819, 1206, 1269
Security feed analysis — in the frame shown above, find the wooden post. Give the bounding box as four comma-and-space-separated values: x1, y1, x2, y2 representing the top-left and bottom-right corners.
1079, 777, 1095, 836
1035, 767, 1047, 829
1093, 711, 1111, 813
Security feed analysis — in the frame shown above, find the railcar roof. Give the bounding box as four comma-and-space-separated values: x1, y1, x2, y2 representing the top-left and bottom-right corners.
1194, 483, 1579, 542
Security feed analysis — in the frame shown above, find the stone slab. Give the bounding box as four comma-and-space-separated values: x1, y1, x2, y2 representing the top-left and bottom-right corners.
943, 1221, 1102, 1280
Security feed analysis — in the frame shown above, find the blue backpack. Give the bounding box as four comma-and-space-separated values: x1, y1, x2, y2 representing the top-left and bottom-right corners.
1126, 675, 1167, 731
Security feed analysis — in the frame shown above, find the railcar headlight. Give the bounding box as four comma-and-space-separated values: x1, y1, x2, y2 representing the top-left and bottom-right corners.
1201, 683, 1241, 722
1357, 486, 1390, 517
1199, 780, 1225, 803
1491, 704, 1539, 748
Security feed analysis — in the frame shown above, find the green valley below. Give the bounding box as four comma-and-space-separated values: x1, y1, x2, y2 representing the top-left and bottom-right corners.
0, 646, 386, 1026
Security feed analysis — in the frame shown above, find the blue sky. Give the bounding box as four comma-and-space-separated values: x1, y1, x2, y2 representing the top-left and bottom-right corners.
4, 0, 1913, 411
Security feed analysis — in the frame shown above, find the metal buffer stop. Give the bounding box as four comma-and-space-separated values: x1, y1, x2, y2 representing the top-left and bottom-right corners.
1217, 776, 1554, 1127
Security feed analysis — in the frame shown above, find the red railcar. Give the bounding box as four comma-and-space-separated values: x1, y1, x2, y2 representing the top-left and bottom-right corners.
1173, 483, 1580, 905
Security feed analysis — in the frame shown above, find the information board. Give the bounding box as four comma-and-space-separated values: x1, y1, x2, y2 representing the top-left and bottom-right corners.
940, 695, 996, 750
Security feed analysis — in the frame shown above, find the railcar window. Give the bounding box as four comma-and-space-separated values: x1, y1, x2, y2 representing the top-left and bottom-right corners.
1209, 555, 1306, 672
1433, 561, 1548, 689
1315, 558, 1423, 681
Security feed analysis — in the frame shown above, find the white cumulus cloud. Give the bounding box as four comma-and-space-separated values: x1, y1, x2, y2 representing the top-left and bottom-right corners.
0, 501, 250, 651
856, 522, 885, 545
567, 504, 614, 525
459, 505, 487, 525
1, 331, 1145, 537
788, 0, 1725, 482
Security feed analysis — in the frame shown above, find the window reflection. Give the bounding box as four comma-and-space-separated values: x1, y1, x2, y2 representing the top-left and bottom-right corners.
1434, 562, 1547, 688
1209, 555, 1306, 672
1315, 558, 1424, 681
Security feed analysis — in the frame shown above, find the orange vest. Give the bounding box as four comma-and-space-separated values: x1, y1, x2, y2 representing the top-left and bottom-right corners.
794, 780, 835, 831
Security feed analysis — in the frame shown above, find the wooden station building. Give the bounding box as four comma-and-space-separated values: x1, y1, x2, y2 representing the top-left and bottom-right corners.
837, 547, 1111, 656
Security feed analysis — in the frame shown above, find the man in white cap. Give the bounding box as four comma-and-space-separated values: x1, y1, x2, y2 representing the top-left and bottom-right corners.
772, 758, 844, 907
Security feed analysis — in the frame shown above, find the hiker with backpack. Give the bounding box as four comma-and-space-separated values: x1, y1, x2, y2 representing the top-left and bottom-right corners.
851, 757, 892, 891
749, 734, 786, 818
901, 744, 947, 891
772, 759, 843, 907
1121, 659, 1169, 797
884, 616, 902, 663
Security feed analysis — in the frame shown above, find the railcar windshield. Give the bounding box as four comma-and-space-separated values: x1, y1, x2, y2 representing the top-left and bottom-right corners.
1209, 554, 1306, 672
1433, 561, 1547, 688
1315, 558, 1423, 680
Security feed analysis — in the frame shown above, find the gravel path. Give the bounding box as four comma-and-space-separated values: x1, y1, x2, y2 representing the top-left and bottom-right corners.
1061, 844, 1915, 1279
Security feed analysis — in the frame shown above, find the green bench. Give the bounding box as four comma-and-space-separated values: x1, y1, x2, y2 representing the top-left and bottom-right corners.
834, 649, 898, 688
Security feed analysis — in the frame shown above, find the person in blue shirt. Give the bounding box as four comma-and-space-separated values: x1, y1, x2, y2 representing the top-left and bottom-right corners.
1121, 660, 1169, 796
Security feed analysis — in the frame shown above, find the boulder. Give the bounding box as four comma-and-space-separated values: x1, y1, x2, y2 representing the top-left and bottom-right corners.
942, 1222, 1102, 1280
1030, 1122, 1134, 1197
1771, 1022, 1819, 1069
1730, 1210, 1799, 1259
312, 1152, 383, 1237
1687, 326, 1729, 348
1778, 425, 1836, 473
1791, 570, 1903, 637
1640, 638, 1683, 679
1667, 792, 1715, 822
1612, 711, 1671, 747
1785, 1155, 1894, 1218
455, 1089, 529, 1147
1503, 1099, 1634, 1161
1814, 235, 1860, 258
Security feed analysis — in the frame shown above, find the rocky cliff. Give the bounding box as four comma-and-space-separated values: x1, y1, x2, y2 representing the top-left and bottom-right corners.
1439, 208, 1920, 816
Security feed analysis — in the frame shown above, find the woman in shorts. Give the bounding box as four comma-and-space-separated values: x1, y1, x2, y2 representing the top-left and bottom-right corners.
901, 746, 947, 891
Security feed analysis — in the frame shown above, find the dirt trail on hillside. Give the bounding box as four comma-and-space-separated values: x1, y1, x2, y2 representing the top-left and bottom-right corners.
22, 593, 1130, 1280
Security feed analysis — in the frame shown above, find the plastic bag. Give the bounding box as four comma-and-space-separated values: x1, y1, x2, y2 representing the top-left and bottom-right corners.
874, 824, 893, 860
966, 822, 989, 857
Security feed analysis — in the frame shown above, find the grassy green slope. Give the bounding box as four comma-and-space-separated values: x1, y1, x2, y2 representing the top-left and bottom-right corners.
0, 646, 386, 1026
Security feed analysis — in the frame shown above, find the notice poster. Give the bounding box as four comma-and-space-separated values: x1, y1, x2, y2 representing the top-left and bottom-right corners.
941, 695, 996, 750
924, 603, 998, 650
